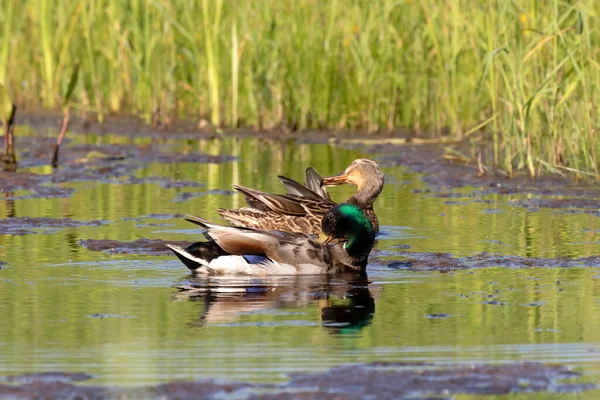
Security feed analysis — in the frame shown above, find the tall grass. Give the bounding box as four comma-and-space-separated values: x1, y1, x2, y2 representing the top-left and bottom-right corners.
1, 0, 600, 176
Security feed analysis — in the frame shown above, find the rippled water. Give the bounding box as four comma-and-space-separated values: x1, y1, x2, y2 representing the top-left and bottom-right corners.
1, 131, 600, 396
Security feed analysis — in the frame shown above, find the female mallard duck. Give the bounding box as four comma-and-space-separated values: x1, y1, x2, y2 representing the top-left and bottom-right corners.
217, 159, 384, 234
167, 203, 375, 275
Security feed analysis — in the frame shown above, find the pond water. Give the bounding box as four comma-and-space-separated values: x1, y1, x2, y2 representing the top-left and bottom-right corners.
1, 130, 600, 397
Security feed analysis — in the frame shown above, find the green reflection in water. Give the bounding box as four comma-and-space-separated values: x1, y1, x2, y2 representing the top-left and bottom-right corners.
0, 134, 599, 388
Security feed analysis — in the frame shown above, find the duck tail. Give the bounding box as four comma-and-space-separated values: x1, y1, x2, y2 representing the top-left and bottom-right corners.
183, 214, 213, 229
166, 241, 229, 271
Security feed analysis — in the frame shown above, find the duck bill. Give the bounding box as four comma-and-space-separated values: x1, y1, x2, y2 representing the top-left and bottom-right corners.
316, 232, 334, 245
322, 173, 350, 186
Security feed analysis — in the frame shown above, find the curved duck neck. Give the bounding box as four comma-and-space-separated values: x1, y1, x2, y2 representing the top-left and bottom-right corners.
344, 225, 374, 257
347, 180, 383, 208
341, 205, 375, 256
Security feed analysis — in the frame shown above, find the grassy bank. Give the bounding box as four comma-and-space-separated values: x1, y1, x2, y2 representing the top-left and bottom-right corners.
1, 0, 599, 176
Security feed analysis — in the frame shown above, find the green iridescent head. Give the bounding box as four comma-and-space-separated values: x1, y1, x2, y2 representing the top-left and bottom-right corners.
321, 203, 375, 255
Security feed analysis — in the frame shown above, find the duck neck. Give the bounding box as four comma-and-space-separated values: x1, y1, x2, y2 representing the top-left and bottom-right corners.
347, 182, 382, 208
344, 225, 374, 258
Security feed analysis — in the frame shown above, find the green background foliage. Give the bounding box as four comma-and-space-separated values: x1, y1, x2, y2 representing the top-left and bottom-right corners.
1, 1, 599, 175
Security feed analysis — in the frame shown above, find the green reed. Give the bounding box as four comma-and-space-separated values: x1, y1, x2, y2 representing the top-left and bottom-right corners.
1, 0, 599, 176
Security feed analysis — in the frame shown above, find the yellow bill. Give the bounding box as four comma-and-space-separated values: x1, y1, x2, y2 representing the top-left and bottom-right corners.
316, 232, 334, 245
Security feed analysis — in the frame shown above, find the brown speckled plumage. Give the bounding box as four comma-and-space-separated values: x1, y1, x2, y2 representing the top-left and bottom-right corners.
216, 160, 384, 234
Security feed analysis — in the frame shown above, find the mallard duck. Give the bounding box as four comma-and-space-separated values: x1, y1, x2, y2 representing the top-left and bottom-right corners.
217, 159, 384, 234
322, 159, 384, 232
166, 203, 375, 275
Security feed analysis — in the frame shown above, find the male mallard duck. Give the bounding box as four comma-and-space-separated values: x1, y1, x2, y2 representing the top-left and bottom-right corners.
217, 159, 384, 234
166, 203, 375, 275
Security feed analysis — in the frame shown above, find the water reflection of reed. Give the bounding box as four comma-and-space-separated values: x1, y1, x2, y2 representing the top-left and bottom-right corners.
4, 192, 15, 218
174, 273, 376, 335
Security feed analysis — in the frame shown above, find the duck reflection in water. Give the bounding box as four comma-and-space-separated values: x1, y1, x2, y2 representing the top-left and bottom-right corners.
173, 273, 377, 334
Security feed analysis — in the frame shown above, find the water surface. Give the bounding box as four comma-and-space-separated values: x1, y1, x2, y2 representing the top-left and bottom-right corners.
1, 131, 600, 397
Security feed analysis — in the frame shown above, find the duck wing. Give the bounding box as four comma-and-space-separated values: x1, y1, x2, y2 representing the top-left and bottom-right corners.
278, 167, 330, 201
216, 172, 337, 233
230, 185, 336, 218
185, 215, 277, 255
305, 167, 331, 200
278, 175, 322, 200
184, 216, 332, 270
233, 185, 307, 215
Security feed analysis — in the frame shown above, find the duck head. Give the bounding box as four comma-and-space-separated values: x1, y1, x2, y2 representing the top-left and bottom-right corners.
322, 159, 384, 207
318, 203, 375, 272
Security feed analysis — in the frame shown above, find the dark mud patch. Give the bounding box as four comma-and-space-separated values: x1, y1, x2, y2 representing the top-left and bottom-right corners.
482, 208, 503, 214
121, 214, 185, 222
125, 177, 205, 189
0, 217, 107, 235
512, 198, 600, 213
138, 381, 253, 399
15, 110, 600, 198
17, 110, 352, 141
49, 161, 141, 183
0, 362, 594, 399
4, 372, 93, 384
425, 313, 452, 319
5, 186, 76, 200
284, 362, 594, 398
80, 238, 193, 255
0, 382, 106, 400
174, 189, 236, 202
148, 153, 234, 164
44, 143, 233, 184
135, 223, 172, 227
19, 140, 234, 170
0, 372, 101, 400
361, 141, 600, 199
88, 313, 134, 319
144, 213, 185, 219
2, 126, 235, 197
443, 200, 468, 205
381, 251, 600, 271
0, 171, 60, 197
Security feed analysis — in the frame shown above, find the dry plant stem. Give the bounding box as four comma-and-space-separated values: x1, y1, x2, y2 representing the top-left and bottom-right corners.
3, 104, 16, 166
52, 108, 70, 168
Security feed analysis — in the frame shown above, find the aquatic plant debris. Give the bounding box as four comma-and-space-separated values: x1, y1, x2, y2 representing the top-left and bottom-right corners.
0, 171, 50, 194
88, 314, 134, 319
0, 128, 235, 196
0, 217, 107, 235
0, 362, 595, 399
79, 240, 600, 270
382, 251, 600, 271
131, 178, 204, 189
173, 189, 236, 202
4, 372, 93, 384
79, 238, 194, 255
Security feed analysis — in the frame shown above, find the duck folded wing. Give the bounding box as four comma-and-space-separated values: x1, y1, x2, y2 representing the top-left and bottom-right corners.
233, 185, 307, 215
168, 244, 325, 276
213, 228, 329, 267
278, 167, 329, 201
277, 175, 323, 200
184, 215, 330, 268
304, 167, 331, 200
